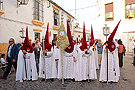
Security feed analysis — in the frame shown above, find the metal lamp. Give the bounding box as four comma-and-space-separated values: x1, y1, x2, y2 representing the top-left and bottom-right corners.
19, 28, 26, 38
103, 24, 110, 36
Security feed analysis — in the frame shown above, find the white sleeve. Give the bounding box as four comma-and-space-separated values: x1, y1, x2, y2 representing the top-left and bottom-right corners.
46, 48, 53, 57
87, 46, 93, 55
73, 49, 77, 59
114, 41, 119, 48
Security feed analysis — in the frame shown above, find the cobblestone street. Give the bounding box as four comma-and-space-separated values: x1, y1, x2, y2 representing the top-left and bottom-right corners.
0, 53, 135, 90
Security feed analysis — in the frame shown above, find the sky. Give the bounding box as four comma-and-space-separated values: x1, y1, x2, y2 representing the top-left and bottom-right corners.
53, 0, 99, 30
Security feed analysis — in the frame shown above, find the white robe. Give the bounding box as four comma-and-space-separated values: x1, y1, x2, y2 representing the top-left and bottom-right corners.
63, 49, 77, 79
88, 46, 97, 80
39, 48, 57, 79
16, 50, 26, 82
53, 46, 62, 79
99, 45, 120, 82
76, 47, 97, 81
94, 45, 99, 69
114, 41, 120, 77
25, 52, 38, 80
74, 44, 81, 81
16, 50, 38, 82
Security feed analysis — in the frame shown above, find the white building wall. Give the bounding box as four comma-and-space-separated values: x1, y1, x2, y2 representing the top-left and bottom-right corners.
0, 0, 47, 43
0, 0, 75, 44
97, 0, 135, 52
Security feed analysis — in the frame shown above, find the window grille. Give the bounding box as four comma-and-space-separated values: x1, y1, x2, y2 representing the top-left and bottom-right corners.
53, 7, 60, 26
126, 3, 135, 18
33, 0, 44, 22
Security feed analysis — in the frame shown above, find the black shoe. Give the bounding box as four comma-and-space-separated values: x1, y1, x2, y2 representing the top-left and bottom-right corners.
42, 79, 45, 81
82, 80, 87, 82
72, 79, 75, 82
28, 79, 32, 81
50, 79, 54, 82
0, 76, 7, 80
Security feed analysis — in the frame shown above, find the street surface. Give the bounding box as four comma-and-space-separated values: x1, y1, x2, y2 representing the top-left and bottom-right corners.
0, 53, 135, 90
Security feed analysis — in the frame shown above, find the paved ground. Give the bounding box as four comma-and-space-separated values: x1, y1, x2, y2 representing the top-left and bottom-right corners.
0, 53, 135, 90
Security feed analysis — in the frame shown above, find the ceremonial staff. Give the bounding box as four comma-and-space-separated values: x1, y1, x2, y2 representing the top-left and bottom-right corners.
43, 38, 46, 81
42, 23, 50, 82
103, 24, 110, 85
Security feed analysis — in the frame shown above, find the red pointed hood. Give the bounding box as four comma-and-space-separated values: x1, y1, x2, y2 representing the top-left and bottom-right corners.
90, 25, 95, 47
42, 23, 52, 51
106, 20, 121, 52
65, 20, 74, 53
20, 27, 34, 53
80, 22, 88, 51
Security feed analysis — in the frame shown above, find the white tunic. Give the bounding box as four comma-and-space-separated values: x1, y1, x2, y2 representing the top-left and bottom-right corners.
94, 45, 99, 69
63, 49, 77, 79
99, 45, 120, 82
114, 41, 120, 77
16, 50, 38, 82
88, 46, 97, 80
76, 46, 97, 81
53, 46, 62, 79
25, 52, 38, 81
74, 44, 81, 81
39, 48, 57, 79
16, 50, 26, 82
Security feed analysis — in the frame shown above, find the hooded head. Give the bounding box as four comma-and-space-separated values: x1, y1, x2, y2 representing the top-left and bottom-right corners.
105, 20, 121, 52
20, 27, 34, 53
65, 20, 74, 53
42, 23, 52, 51
80, 22, 88, 51
90, 25, 95, 47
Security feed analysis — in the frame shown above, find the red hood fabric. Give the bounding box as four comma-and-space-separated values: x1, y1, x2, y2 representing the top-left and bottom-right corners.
104, 20, 121, 52
65, 20, 74, 53
20, 27, 34, 53
42, 23, 52, 51
90, 25, 95, 47
80, 22, 88, 51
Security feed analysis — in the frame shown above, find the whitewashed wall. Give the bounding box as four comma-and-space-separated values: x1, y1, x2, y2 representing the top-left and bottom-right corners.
96, 0, 135, 52
0, 0, 75, 44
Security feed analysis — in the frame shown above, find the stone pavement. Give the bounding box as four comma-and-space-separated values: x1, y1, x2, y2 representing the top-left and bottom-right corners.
0, 53, 135, 90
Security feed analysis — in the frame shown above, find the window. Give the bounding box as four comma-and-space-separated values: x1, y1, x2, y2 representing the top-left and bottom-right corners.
35, 32, 40, 42
53, 7, 60, 26
125, 0, 135, 19
105, 2, 114, 21
125, 3, 135, 18
33, 0, 44, 22
0, 0, 3, 10
68, 17, 72, 30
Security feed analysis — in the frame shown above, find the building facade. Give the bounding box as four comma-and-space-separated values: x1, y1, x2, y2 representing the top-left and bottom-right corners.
74, 26, 90, 42
96, 0, 135, 52
0, 0, 75, 54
